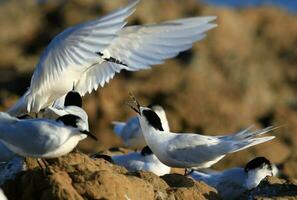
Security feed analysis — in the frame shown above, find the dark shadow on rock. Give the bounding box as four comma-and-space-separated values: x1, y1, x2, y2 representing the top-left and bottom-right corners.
92, 154, 113, 163
204, 191, 223, 200
161, 173, 194, 188
252, 183, 297, 198
2, 169, 50, 200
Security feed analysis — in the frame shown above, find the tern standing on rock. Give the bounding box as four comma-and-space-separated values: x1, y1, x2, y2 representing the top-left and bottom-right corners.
8, 0, 217, 116
127, 96, 276, 171
113, 105, 169, 149
0, 112, 97, 159
190, 157, 274, 199
0, 90, 90, 163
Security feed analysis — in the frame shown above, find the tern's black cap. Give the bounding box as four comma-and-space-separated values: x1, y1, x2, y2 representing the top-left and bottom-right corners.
141, 146, 153, 156
244, 157, 272, 172
56, 114, 80, 128
64, 91, 82, 107
142, 109, 164, 131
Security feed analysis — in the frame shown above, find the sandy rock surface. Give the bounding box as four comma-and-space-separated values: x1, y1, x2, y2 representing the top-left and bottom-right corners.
1, 153, 221, 200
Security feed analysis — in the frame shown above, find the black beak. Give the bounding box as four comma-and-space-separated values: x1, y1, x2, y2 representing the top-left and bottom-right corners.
126, 93, 141, 115
80, 130, 98, 141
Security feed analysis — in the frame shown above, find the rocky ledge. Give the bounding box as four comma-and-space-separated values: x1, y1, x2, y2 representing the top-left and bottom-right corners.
1, 152, 297, 200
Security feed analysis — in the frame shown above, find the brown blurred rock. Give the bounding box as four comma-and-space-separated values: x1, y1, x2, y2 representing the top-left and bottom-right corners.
162, 174, 221, 200
1, 152, 222, 200
240, 176, 297, 200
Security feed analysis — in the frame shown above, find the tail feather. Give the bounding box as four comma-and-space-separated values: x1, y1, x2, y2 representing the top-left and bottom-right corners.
229, 136, 275, 154
219, 125, 277, 154
112, 121, 126, 137
231, 126, 276, 140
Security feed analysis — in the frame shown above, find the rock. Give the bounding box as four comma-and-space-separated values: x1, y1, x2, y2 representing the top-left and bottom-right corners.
242, 176, 297, 200
1, 153, 221, 200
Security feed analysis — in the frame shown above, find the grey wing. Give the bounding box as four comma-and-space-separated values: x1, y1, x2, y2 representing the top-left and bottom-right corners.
121, 116, 141, 141
112, 152, 144, 171
0, 120, 69, 154
215, 168, 247, 198
167, 134, 225, 165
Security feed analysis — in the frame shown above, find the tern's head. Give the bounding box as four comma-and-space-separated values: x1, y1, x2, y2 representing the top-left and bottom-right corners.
56, 114, 97, 141
150, 105, 169, 132
127, 94, 164, 131
64, 91, 82, 107
141, 108, 164, 131
244, 157, 273, 190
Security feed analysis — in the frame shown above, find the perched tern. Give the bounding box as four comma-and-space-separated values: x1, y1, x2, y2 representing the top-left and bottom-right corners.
8, 0, 217, 116
190, 157, 274, 199
94, 146, 171, 176
39, 91, 89, 130
112, 105, 169, 149
0, 91, 89, 163
127, 95, 276, 170
0, 112, 97, 158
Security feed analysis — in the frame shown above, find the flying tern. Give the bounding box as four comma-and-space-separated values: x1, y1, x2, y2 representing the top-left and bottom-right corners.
8, 0, 217, 116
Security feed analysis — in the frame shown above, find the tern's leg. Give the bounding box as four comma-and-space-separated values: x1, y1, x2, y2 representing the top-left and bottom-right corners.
37, 158, 44, 168
37, 158, 50, 176
41, 159, 49, 168
184, 168, 194, 176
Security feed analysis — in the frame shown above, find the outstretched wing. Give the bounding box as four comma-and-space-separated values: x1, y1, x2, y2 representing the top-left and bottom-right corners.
75, 16, 217, 95
29, 0, 139, 96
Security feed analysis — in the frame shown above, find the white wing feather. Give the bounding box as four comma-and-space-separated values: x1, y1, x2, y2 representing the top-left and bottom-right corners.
29, 0, 139, 97
76, 16, 217, 95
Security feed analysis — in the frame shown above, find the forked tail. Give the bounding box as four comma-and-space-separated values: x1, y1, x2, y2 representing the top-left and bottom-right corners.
222, 126, 277, 154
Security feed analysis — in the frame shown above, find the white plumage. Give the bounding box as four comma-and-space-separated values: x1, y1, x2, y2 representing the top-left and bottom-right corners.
8, 0, 216, 116
190, 157, 274, 200
39, 91, 89, 131
110, 146, 170, 176
0, 112, 93, 158
133, 105, 275, 170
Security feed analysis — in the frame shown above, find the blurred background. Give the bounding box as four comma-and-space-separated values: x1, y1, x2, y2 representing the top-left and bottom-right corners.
0, 0, 296, 178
